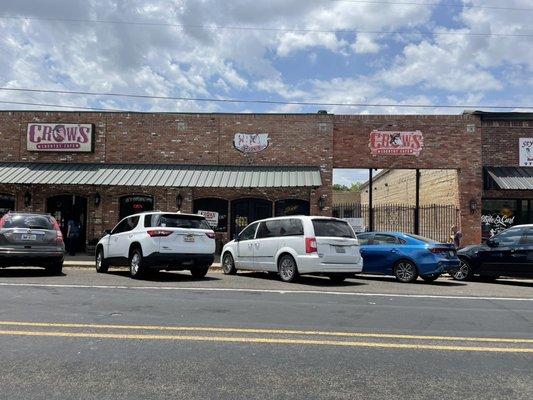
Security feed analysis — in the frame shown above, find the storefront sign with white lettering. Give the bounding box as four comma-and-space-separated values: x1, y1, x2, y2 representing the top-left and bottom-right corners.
519, 138, 533, 166
369, 130, 423, 156
234, 133, 269, 154
27, 123, 93, 152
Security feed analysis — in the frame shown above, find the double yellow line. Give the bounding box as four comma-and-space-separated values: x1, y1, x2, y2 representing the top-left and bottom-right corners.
1, 321, 532, 353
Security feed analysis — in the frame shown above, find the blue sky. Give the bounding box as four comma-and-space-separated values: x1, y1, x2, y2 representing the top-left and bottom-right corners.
0, 1, 532, 185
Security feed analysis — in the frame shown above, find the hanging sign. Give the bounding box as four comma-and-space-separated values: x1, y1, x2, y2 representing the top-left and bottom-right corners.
234, 133, 269, 154
27, 123, 93, 152
519, 138, 533, 166
369, 130, 423, 156
198, 210, 219, 228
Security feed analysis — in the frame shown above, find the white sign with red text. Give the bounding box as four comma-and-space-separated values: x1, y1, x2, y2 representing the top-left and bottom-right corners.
234, 133, 269, 154
198, 210, 219, 228
369, 130, 424, 156
27, 123, 93, 152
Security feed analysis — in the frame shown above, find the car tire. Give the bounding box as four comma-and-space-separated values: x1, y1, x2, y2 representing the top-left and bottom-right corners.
221, 253, 237, 275
394, 260, 418, 283
329, 274, 347, 283
421, 274, 439, 282
46, 261, 63, 276
129, 248, 146, 279
95, 248, 109, 273
452, 258, 473, 281
278, 255, 299, 283
191, 266, 209, 279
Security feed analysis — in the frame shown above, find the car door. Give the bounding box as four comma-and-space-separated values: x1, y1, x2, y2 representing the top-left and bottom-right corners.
235, 222, 259, 269
254, 220, 283, 272
478, 227, 525, 275
508, 228, 533, 278
361, 234, 401, 274
108, 216, 139, 260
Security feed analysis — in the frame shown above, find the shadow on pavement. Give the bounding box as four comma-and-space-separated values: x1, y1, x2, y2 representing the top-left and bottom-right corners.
0, 268, 66, 278
106, 269, 221, 282
483, 279, 533, 288
237, 271, 367, 287
353, 274, 466, 287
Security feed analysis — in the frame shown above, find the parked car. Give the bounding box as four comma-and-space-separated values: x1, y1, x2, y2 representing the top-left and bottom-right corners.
95, 212, 215, 279
0, 212, 65, 275
453, 224, 533, 281
356, 232, 459, 283
221, 216, 363, 283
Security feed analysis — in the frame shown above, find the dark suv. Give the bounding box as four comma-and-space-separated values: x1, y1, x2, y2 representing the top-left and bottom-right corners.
453, 224, 533, 281
0, 212, 65, 274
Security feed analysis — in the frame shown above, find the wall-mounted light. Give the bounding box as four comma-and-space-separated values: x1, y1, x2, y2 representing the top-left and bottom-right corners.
469, 199, 477, 214
317, 195, 326, 211
93, 193, 101, 207
176, 193, 183, 211
23, 192, 31, 207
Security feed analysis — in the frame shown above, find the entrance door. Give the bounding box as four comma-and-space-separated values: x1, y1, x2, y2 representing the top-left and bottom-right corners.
46, 195, 87, 252
231, 198, 272, 239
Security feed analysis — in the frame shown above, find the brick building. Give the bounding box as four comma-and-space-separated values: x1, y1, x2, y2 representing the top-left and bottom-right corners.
0, 110, 532, 249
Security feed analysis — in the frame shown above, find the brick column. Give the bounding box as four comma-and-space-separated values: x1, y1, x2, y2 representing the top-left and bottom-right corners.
457, 166, 482, 245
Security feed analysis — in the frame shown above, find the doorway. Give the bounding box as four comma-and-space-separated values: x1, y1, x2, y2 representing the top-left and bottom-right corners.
231, 198, 272, 238
46, 195, 87, 252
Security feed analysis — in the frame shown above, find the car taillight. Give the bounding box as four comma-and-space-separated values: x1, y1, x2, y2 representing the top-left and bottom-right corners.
305, 237, 318, 254
51, 218, 63, 243
205, 232, 215, 239
0, 215, 6, 229
430, 247, 449, 254
147, 229, 173, 237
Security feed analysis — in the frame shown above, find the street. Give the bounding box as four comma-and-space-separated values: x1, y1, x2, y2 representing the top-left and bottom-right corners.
1, 268, 532, 399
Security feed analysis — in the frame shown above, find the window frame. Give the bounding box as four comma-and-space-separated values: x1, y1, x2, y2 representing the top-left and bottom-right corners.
238, 222, 259, 241
372, 234, 400, 245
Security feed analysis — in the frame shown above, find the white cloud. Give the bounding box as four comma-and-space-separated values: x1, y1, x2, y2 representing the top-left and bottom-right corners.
352, 34, 381, 54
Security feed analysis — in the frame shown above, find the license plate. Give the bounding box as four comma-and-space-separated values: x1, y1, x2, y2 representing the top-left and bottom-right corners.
21, 234, 37, 241
334, 246, 346, 254
184, 235, 195, 242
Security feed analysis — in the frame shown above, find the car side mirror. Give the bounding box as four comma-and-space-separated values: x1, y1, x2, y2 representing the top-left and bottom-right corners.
234, 234, 240, 242
487, 238, 499, 247
104, 229, 112, 236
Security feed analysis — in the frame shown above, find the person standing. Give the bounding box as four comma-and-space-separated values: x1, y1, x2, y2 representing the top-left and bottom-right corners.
67, 217, 81, 256
449, 225, 463, 248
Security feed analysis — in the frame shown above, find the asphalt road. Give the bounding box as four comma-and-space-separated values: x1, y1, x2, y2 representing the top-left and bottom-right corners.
1, 267, 532, 399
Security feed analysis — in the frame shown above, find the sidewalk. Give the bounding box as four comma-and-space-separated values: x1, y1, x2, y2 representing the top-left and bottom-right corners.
63, 253, 222, 269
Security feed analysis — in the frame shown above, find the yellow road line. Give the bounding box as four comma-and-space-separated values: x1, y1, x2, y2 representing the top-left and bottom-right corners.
0, 321, 532, 344
1, 329, 532, 353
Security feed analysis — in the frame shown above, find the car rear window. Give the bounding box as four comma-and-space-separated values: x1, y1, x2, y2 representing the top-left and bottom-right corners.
1, 214, 54, 230
146, 214, 212, 230
312, 219, 355, 238
405, 233, 438, 244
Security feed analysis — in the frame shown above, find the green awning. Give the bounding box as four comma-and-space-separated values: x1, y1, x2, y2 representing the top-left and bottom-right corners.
0, 163, 322, 188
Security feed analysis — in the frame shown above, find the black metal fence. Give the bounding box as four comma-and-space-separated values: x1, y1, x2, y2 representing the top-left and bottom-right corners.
332, 203, 459, 243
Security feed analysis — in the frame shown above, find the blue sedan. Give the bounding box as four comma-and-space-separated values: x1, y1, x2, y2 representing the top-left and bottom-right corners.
357, 232, 460, 283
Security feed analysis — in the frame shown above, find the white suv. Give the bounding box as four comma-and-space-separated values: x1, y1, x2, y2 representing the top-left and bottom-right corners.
221, 216, 363, 283
95, 212, 215, 279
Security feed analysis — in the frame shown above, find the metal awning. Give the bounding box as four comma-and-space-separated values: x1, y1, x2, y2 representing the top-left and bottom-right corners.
485, 167, 533, 190
0, 163, 322, 188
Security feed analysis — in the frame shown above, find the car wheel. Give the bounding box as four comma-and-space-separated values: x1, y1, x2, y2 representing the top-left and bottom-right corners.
129, 248, 145, 279
221, 253, 237, 275
329, 274, 347, 283
46, 261, 63, 276
191, 266, 209, 279
421, 274, 439, 282
394, 260, 418, 283
452, 259, 473, 281
95, 248, 109, 273
278, 255, 299, 283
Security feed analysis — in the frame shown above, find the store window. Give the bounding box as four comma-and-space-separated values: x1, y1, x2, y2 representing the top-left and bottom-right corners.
481, 199, 526, 240
274, 199, 310, 217
193, 198, 228, 232
119, 195, 154, 220
0, 194, 15, 217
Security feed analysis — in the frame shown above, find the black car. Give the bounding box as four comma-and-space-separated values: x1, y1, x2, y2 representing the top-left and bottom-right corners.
453, 224, 533, 281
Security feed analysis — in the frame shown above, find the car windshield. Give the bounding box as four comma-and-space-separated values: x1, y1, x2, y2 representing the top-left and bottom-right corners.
1, 214, 54, 230
405, 233, 438, 244
312, 219, 355, 238
150, 214, 211, 230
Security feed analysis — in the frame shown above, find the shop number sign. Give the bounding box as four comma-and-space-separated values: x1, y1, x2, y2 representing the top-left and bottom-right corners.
369, 130, 423, 156
519, 138, 533, 166
198, 210, 219, 228
27, 123, 93, 152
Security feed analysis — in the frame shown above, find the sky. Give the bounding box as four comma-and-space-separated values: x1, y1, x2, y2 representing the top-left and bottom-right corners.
0, 0, 532, 185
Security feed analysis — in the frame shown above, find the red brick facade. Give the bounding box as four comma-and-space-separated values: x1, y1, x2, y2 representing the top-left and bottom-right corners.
1, 110, 531, 248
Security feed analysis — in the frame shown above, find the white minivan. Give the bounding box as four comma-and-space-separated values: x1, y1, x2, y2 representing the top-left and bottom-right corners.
221, 216, 363, 283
